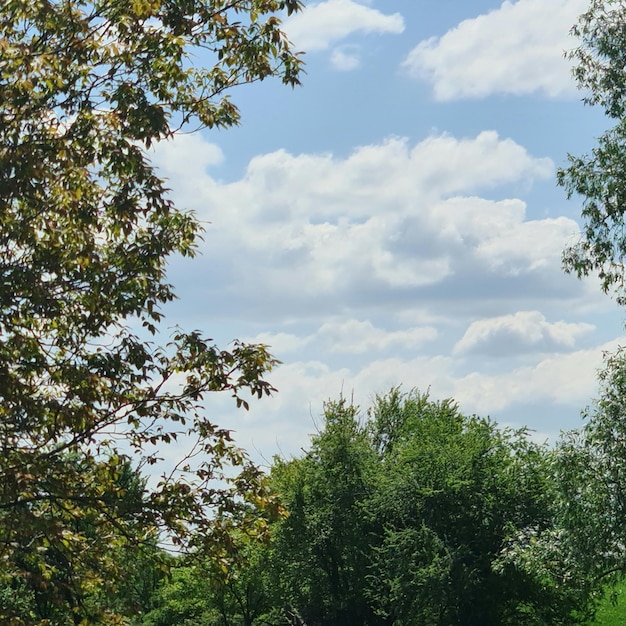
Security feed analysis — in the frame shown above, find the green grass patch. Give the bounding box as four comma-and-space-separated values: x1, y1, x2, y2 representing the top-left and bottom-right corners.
589, 580, 626, 625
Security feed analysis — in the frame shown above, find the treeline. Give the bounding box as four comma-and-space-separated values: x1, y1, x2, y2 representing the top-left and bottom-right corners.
8, 381, 619, 625
135, 381, 626, 626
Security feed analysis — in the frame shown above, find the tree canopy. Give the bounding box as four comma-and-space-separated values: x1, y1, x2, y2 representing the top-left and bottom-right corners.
0, 0, 303, 623
543, 0, 626, 611
559, 0, 626, 303
260, 391, 582, 626
141, 390, 602, 626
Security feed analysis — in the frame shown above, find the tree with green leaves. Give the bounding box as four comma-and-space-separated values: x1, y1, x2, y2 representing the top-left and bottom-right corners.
559, 0, 626, 303
269, 398, 380, 626
547, 0, 626, 602
266, 390, 571, 626
143, 531, 274, 626
0, 0, 303, 623
497, 365, 626, 626
366, 390, 570, 626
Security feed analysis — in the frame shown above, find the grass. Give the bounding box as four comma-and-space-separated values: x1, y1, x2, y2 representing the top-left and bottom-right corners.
589, 580, 626, 625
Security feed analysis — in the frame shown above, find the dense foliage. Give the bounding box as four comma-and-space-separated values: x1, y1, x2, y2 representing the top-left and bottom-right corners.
0, 0, 303, 623
517, 0, 626, 618
505, 351, 626, 613
551, 0, 626, 592
144, 390, 598, 626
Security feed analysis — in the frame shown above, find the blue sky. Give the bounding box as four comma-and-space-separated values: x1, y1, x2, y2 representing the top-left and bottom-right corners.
151, 0, 624, 464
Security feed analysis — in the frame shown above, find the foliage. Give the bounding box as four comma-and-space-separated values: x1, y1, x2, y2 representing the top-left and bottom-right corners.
551, 0, 626, 616
585, 349, 626, 575
588, 577, 626, 625
366, 390, 569, 626
511, 349, 626, 612
266, 389, 574, 626
130, 389, 606, 626
141, 564, 219, 626
558, 0, 626, 303
0, 0, 303, 623
269, 399, 380, 625
143, 532, 274, 626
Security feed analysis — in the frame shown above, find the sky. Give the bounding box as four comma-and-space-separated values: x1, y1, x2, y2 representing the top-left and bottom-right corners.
150, 0, 625, 465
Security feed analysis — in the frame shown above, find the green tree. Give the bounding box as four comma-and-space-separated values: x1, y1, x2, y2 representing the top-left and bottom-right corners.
543, 0, 626, 610
0, 1, 303, 623
513, 349, 626, 609
267, 390, 568, 626
571, 349, 626, 582
558, 0, 626, 303
141, 564, 219, 626
269, 399, 381, 626
367, 390, 581, 626
143, 531, 274, 626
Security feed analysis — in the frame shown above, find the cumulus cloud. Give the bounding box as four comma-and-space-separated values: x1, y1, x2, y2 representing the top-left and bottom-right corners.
330, 45, 361, 71
246, 321, 436, 356
152, 130, 580, 319
431, 195, 579, 276
283, 0, 404, 69
347, 340, 613, 414
243, 332, 312, 355
454, 311, 595, 356
317, 319, 437, 353
146, 128, 615, 461
153, 132, 223, 176
221, 336, 622, 460
403, 0, 587, 100
452, 337, 624, 414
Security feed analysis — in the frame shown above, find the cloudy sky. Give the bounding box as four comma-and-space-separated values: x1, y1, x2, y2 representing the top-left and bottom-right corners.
152, 0, 624, 464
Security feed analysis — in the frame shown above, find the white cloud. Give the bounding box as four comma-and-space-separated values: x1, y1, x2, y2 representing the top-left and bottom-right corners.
403, 0, 587, 100
348, 341, 611, 414
454, 311, 595, 356
282, 0, 404, 70
284, 0, 404, 51
153, 132, 223, 176
453, 337, 624, 414
330, 45, 361, 71
243, 332, 312, 355
406, 131, 553, 196
224, 336, 622, 460
317, 319, 437, 353
150, 133, 224, 211
247, 321, 437, 356
431, 195, 579, 276
148, 129, 618, 463
153, 130, 578, 315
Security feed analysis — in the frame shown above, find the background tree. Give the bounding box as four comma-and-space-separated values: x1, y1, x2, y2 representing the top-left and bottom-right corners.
143, 530, 273, 626
543, 0, 626, 607
265, 389, 574, 626
269, 399, 380, 626
504, 349, 626, 622
559, 0, 626, 302
0, 1, 303, 623
141, 564, 219, 626
366, 390, 569, 626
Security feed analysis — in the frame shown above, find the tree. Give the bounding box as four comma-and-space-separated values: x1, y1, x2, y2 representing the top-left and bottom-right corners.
269, 399, 380, 626
549, 0, 626, 606
267, 390, 569, 626
558, 0, 626, 303
0, 1, 303, 623
573, 349, 626, 580
141, 563, 220, 626
497, 354, 626, 626
366, 390, 567, 626
143, 531, 274, 626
